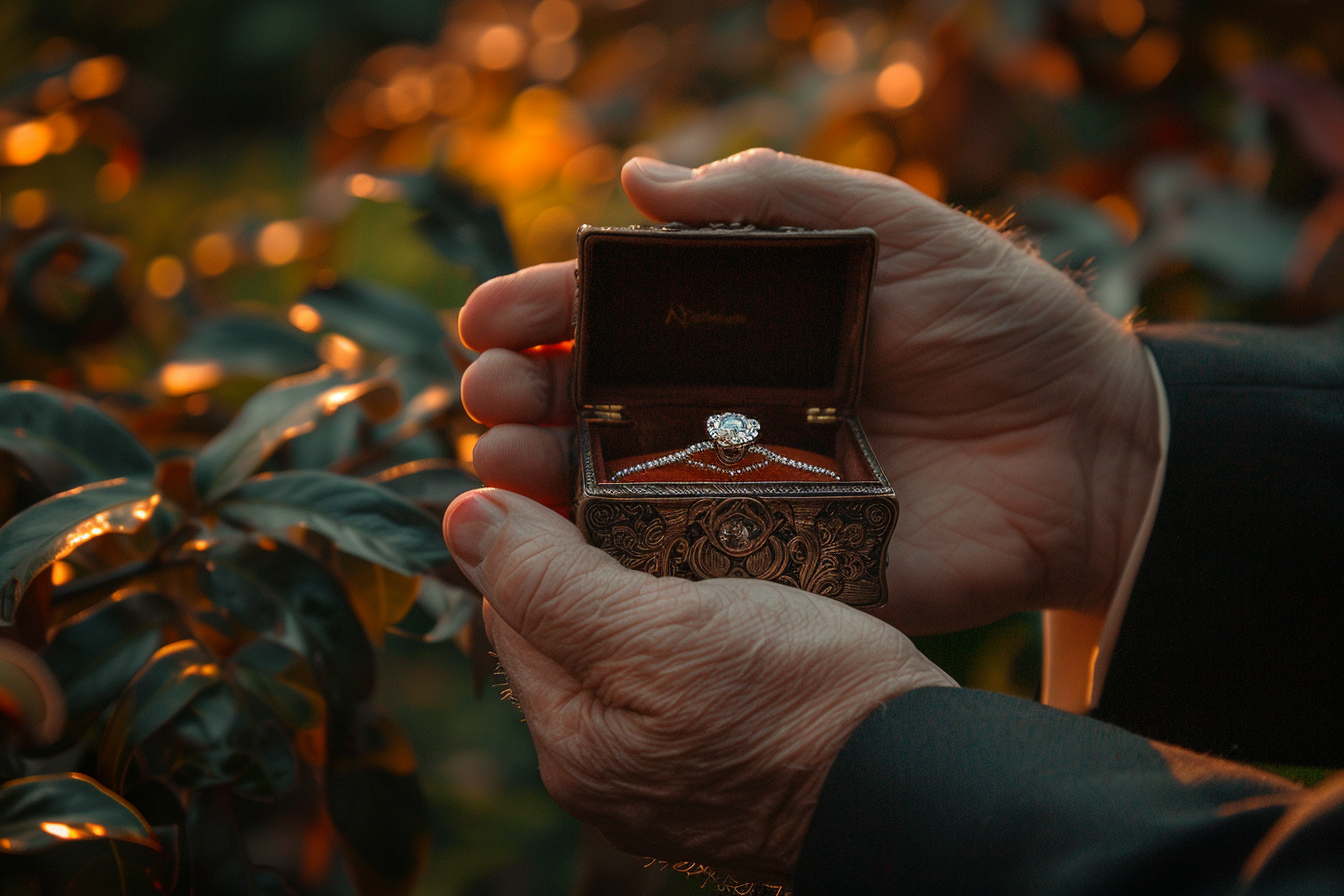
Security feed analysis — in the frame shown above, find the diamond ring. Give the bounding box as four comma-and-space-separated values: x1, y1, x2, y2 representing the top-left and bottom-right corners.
706, 412, 760, 465
607, 412, 840, 481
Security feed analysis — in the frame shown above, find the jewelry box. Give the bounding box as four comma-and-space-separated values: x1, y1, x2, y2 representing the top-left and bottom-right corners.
572, 224, 898, 608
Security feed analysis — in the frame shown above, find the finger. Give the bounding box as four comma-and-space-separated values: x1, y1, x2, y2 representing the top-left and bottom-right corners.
458, 262, 577, 352
483, 599, 583, 723
621, 149, 961, 248
470, 424, 573, 506
461, 345, 574, 427
444, 488, 663, 674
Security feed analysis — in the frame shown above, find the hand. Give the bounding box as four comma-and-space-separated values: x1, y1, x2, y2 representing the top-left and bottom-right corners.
458, 149, 1162, 632
443, 487, 956, 882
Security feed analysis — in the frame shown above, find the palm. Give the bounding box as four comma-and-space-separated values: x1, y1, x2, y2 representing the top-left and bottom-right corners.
855, 208, 1154, 632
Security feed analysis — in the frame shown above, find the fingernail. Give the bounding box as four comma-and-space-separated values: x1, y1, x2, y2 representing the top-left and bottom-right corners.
444, 491, 506, 570
631, 157, 694, 183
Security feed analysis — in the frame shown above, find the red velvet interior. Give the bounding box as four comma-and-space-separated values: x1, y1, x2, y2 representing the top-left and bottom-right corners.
587, 408, 879, 484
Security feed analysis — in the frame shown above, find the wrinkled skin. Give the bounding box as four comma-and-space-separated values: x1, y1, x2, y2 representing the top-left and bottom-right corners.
445, 150, 1161, 881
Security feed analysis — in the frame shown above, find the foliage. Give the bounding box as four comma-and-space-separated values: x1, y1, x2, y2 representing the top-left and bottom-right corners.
0, 278, 482, 893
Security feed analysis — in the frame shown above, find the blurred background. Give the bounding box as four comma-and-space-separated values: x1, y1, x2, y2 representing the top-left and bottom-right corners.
1, 0, 1341, 892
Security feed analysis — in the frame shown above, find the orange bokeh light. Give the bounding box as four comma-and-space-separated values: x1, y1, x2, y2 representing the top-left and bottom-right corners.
876, 62, 924, 109
532, 0, 581, 41
69, 56, 126, 101
192, 233, 234, 277
1099, 0, 1146, 39
477, 25, 527, 70
288, 303, 324, 333
95, 161, 133, 202
257, 221, 303, 266
147, 256, 187, 298
1123, 28, 1181, 89
811, 21, 858, 75
9, 189, 48, 228
4, 121, 53, 166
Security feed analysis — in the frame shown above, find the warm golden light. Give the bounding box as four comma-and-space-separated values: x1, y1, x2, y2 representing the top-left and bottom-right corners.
345, 173, 401, 201
318, 333, 362, 371
431, 63, 473, 115
1095, 193, 1142, 243
256, 220, 302, 266
1098, 0, 1145, 39
529, 40, 578, 82
456, 432, 479, 466
532, 0, 581, 41
146, 256, 186, 299
876, 62, 924, 109
45, 112, 80, 154
1027, 43, 1082, 99
69, 56, 126, 101
1123, 28, 1181, 89
192, 233, 234, 276
766, 0, 813, 41
161, 361, 224, 395
9, 189, 48, 229
50, 561, 76, 586
811, 21, 858, 75
40, 823, 75, 840
895, 160, 945, 201
477, 25, 527, 70
4, 122, 53, 166
35, 75, 69, 112
385, 69, 434, 123
95, 161, 133, 202
288, 303, 324, 332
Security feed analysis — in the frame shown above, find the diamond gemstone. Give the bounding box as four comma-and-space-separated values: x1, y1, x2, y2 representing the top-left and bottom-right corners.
706, 412, 760, 448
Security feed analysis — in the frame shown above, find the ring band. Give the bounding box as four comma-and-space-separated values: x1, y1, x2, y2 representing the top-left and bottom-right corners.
608, 413, 840, 481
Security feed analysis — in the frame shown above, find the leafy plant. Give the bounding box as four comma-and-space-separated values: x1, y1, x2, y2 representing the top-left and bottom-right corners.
0, 279, 482, 893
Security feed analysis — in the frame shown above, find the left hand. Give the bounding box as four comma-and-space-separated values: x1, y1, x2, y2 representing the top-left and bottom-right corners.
443, 487, 956, 883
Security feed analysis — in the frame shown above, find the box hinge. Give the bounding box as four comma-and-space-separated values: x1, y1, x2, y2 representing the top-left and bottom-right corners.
583, 404, 628, 422
807, 407, 839, 424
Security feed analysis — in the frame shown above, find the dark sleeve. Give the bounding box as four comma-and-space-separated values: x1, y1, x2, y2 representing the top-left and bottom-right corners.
793, 687, 1344, 896
1093, 319, 1344, 766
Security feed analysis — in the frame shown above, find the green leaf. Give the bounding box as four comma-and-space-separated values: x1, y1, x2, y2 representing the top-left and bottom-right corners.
228, 638, 324, 731
0, 383, 155, 495
186, 787, 294, 896
391, 576, 478, 644
401, 173, 516, 283
328, 708, 429, 896
369, 458, 477, 516
0, 639, 66, 746
372, 382, 459, 454
0, 478, 159, 623
97, 641, 222, 791
172, 314, 321, 382
193, 367, 400, 503
200, 539, 373, 720
333, 552, 420, 647
215, 471, 450, 576
0, 773, 158, 853
43, 591, 179, 735
296, 279, 455, 376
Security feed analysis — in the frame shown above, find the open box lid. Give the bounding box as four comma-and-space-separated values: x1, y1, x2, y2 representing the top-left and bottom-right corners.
573, 225, 879, 413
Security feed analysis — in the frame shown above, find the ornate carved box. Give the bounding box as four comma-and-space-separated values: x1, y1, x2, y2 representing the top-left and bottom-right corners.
572, 224, 898, 608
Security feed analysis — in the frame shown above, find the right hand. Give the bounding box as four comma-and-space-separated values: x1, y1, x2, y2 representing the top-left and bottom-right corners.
458, 149, 1162, 634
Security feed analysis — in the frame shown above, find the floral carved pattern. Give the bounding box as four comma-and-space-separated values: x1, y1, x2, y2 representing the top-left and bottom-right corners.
579, 496, 895, 606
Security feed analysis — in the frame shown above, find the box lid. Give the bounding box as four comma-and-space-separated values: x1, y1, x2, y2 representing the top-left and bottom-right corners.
573, 225, 878, 412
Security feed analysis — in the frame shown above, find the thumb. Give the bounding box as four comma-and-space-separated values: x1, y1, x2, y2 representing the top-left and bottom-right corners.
621, 148, 964, 248
443, 488, 660, 673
